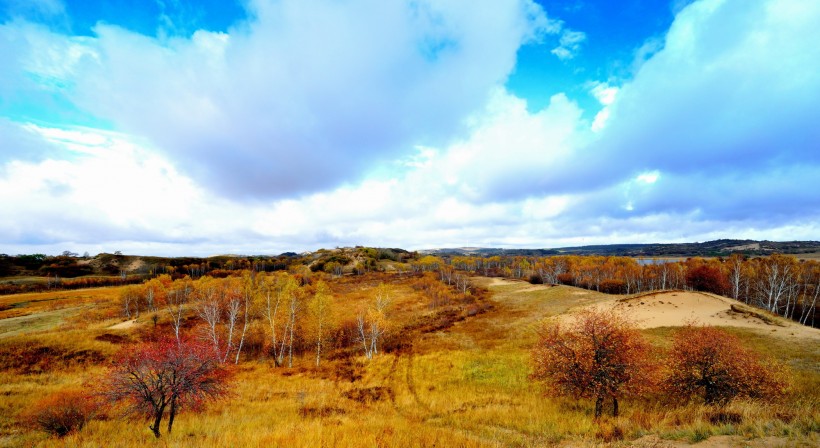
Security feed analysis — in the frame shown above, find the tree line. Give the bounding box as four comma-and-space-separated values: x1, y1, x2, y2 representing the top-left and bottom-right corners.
412, 254, 819, 327
118, 270, 396, 369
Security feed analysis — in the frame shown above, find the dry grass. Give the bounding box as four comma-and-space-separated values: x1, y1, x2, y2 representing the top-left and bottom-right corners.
0, 288, 121, 338
0, 275, 817, 447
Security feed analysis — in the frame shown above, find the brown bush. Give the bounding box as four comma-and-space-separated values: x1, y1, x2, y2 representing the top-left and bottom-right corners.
664, 325, 790, 404
343, 386, 393, 403
685, 265, 730, 296
298, 405, 346, 418
532, 309, 659, 418
599, 279, 626, 294
20, 388, 97, 437
595, 420, 625, 442
556, 273, 574, 285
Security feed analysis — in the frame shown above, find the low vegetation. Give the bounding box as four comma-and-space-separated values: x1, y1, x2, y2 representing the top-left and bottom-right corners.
664, 325, 790, 405
532, 309, 657, 418
19, 389, 97, 437
0, 254, 817, 446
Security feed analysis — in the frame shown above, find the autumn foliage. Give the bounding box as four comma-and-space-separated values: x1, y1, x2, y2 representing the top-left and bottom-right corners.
20, 388, 97, 437
685, 264, 730, 296
532, 309, 657, 418
102, 338, 231, 438
664, 325, 789, 404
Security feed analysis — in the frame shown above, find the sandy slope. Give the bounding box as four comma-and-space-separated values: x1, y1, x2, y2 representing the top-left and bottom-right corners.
480, 277, 820, 341
587, 290, 820, 340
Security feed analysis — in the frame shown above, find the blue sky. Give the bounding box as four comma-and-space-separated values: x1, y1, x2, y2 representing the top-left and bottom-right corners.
1, 0, 818, 256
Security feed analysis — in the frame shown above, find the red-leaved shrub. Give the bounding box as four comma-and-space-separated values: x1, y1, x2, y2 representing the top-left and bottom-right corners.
664, 325, 789, 404
20, 388, 96, 437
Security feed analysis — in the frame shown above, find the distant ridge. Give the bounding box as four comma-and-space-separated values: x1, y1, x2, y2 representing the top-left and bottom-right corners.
420, 239, 820, 258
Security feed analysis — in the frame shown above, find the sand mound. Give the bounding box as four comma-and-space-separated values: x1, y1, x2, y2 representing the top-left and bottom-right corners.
613, 291, 740, 328
582, 291, 820, 339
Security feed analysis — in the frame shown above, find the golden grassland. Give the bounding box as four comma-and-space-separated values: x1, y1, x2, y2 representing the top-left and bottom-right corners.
0, 275, 818, 447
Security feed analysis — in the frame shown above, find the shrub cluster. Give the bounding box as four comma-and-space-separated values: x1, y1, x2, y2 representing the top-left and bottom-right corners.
532, 311, 790, 417
20, 389, 97, 437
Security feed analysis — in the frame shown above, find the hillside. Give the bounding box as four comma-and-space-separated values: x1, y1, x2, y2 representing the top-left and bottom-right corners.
3, 240, 819, 284
0, 272, 817, 446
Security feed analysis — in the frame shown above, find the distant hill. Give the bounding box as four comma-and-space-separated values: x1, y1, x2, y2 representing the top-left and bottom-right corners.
419, 247, 560, 257
3, 240, 820, 282
421, 239, 820, 258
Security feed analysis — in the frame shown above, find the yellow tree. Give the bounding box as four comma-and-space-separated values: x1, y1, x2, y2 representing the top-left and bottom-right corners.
308, 281, 334, 367
357, 282, 392, 359
263, 272, 300, 367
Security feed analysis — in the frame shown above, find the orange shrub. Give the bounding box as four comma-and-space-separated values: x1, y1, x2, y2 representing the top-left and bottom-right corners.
532, 309, 658, 418
664, 325, 790, 404
20, 388, 97, 437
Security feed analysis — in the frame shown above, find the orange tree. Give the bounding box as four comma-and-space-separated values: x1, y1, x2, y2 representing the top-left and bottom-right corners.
532, 309, 657, 418
664, 325, 789, 404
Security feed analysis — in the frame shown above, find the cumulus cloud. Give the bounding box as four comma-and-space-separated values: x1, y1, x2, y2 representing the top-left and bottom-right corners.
589, 81, 618, 132
595, 0, 820, 178
412, 89, 589, 202
2, 0, 819, 255
1, 0, 551, 199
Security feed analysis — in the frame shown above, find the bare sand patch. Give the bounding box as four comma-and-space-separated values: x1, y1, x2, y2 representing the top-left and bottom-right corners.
570, 291, 819, 340
125, 258, 144, 272
108, 319, 139, 330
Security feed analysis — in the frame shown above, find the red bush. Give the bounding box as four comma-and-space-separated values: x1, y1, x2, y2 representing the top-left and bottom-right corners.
532, 309, 658, 418
20, 388, 97, 437
102, 338, 232, 438
664, 325, 789, 404
686, 265, 730, 295
557, 273, 575, 285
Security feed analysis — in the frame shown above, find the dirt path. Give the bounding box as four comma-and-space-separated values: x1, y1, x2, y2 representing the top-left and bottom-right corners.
108, 319, 139, 330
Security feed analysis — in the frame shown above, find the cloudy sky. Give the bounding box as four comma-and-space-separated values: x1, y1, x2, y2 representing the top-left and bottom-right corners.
1, 0, 818, 256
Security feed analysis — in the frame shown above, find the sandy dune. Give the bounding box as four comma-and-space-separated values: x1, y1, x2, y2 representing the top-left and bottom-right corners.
588, 290, 819, 339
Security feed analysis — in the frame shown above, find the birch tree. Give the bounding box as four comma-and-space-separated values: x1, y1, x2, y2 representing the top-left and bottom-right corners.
165, 278, 193, 343
357, 282, 392, 359
264, 273, 299, 367
309, 281, 333, 367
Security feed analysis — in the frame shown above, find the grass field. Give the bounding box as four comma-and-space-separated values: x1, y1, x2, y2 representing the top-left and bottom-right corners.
0, 274, 817, 447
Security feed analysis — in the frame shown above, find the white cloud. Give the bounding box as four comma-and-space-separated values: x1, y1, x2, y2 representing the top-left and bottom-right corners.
424, 88, 588, 202
589, 81, 619, 132
2, 0, 553, 199
2, 0, 820, 256
551, 29, 586, 60
590, 82, 618, 106
636, 171, 659, 184
597, 0, 820, 175
0, 125, 242, 251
